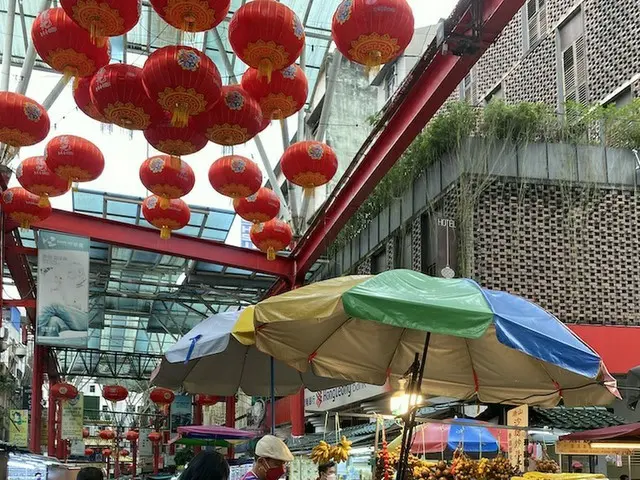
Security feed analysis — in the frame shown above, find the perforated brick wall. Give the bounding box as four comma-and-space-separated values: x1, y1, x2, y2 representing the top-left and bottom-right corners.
411, 217, 422, 271
357, 257, 372, 275
471, 179, 640, 324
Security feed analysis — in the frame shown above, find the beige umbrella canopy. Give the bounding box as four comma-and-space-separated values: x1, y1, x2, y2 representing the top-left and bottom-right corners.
252, 271, 619, 407
151, 308, 347, 396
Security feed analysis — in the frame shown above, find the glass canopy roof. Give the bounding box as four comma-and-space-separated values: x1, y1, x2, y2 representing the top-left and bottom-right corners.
1, 0, 339, 100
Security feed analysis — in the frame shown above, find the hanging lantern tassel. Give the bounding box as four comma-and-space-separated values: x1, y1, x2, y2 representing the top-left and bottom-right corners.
171, 103, 190, 128
258, 58, 274, 83
303, 187, 314, 198
38, 195, 50, 208
169, 155, 182, 171
159, 197, 170, 209
160, 225, 171, 240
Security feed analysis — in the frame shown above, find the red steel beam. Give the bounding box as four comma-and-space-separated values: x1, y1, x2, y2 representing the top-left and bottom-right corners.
35, 209, 295, 280
4, 231, 37, 322
3, 298, 36, 308
290, 0, 525, 283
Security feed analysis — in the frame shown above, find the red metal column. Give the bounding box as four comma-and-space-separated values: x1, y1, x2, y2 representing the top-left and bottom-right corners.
130, 440, 138, 478
193, 400, 203, 455
47, 385, 56, 456
56, 400, 64, 459
289, 389, 305, 437
284, 0, 526, 284
29, 345, 44, 453
225, 396, 235, 459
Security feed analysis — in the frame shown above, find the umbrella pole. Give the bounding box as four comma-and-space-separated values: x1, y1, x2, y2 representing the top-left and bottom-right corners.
270, 356, 276, 434
397, 332, 432, 480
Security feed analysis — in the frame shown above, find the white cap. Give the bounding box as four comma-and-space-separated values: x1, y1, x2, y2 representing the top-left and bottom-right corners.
255, 435, 294, 462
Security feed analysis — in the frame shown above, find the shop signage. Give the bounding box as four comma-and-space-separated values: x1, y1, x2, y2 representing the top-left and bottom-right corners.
8, 409, 28, 447
304, 382, 391, 412
139, 428, 153, 457
555, 440, 634, 455
61, 393, 84, 440
507, 405, 528, 472
240, 220, 257, 250
36, 231, 90, 348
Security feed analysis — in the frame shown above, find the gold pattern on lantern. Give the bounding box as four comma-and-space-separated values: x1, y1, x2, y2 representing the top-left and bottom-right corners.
165, 0, 218, 32
47, 48, 97, 77
103, 102, 152, 130
0, 128, 35, 147
157, 86, 207, 127
242, 40, 290, 82
72, 0, 126, 38
206, 124, 249, 146
348, 33, 400, 67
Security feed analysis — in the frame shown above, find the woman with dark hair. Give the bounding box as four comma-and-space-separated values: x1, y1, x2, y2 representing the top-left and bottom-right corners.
179, 451, 230, 480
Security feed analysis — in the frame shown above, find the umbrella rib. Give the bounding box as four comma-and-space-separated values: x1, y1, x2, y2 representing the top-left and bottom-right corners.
307, 316, 353, 365
384, 327, 408, 379
237, 342, 250, 394
463, 337, 479, 400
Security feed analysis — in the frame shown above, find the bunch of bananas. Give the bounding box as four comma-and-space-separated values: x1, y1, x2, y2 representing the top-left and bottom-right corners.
519, 473, 606, 480
331, 436, 353, 463
310, 441, 332, 464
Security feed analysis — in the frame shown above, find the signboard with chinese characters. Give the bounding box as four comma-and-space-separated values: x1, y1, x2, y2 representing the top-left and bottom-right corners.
61, 393, 84, 440
507, 405, 528, 472
170, 395, 192, 433
555, 440, 634, 455
8, 409, 28, 446
304, 382, 391, 412
139, 428, 153, 457
36, 231, 90, 348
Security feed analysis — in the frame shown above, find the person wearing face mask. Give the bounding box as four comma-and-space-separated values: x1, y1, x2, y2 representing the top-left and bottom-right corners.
243, 435, 294, 480
317, 462, 336, 480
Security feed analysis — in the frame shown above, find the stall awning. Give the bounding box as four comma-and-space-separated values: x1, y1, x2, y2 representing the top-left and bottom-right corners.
559, 423, 640, 442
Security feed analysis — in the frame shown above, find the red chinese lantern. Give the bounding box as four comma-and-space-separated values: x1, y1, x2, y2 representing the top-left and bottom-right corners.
209, 155, 262, 199
147, 432, 162, 444
241, 65, 308, 120
144, 117, 208, 157
16, 156, 70, 207
331, 0, 414, 68
99, 430, 115, 440
91, 63, 163, 130
149, 0, 230, 32
120, 449, 130, 457
281, 141, 338, 191
125, 430, 139, 442
83, 428, 90, 438
0, 92, 50, 147
228, 0, 305, 82
50, 382, 78, 400
102, 385, 128, 403
197, 85, 264, 146
139, 155, 195, 208
142, 46, 222, 127
142, 196, 190, 239
85, 448, 94, 456
250, 219, 292, 261
233, 187, 280, 224
102, 449, 112, 457
60, 0, 140, 42
45, 135, 105, 186
2, 188, 52, 229
73, 76, 108, 122
194, 394, 219, 406
31, 7, 110, 78
150, 387, 176, 407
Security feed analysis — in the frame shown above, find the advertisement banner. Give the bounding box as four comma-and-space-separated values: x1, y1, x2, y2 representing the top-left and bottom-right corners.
36, 231, 90, 348
507, 405, 528, 472
139, 428, 153, 457
304, 382, 391, 412
62, 394, 84, 440
240, 220, 257, 250
170, 395, 192, 433
8, 410, 28, 447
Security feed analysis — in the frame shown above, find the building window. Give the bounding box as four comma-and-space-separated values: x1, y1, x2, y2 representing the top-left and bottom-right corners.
460, 71, 475, 103
485, 83, 504, 104
524, 0, 547, 50
558, 8, 587, 104
384, 62, 398, 100
605, 86, 633, 108
89, 385, 95, 393
372, 249, 387, 274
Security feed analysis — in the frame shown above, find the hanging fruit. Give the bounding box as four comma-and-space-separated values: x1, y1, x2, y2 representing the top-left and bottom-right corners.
73, 76, 108, 123
144, 116, 208, 157
102, 449, 112, 457
142, 195, 190, 239
142, 46, 222, 127
99, 430, 115, 440
281, 141, 338, 191
60, 0, 140, 43
250, 219, 292, 260
228, 0, 305, 82
50, 382, 78, 400
194, 394, 219, 406
91, 63, 163, 130
1, 188, 52, 229
311, 441, 332, 464
196, 85, 264, 146
208, 155, 262, 199
31, 7, 110, 78
45, 135, 105, 187
85, 448, 94, 456
125, 430, 139, 442
16, 156, 70, 207
331, 0, 414, 68
148, 432, 162, 444
102, 385, 128, 403
139, 155, 195, 208
233, 187, 280, 224
241, 65, 308, 120
150, 387, 176, 407
149, 0, 230, 32
0, 92, 50, 147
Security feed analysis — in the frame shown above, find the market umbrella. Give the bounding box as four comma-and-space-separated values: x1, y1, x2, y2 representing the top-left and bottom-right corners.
252, 270, 619, 407
387, 419, 508, 453
150, 309, 348, 396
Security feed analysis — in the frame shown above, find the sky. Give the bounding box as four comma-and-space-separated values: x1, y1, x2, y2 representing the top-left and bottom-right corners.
5, 0, 458, 254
